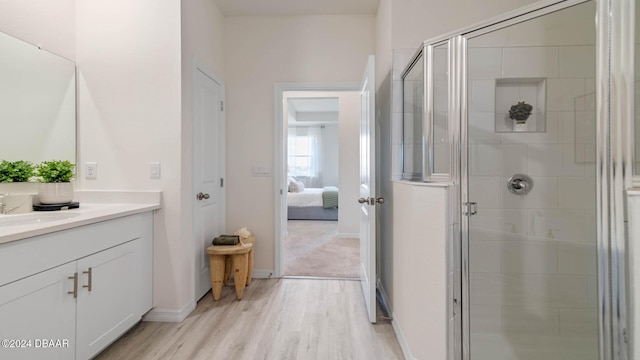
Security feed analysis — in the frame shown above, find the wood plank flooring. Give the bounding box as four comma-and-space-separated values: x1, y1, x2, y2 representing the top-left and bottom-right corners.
95, 278, 404, 360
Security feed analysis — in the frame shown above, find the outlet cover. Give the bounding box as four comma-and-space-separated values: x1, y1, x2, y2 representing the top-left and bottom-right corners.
85, 162, 97, 179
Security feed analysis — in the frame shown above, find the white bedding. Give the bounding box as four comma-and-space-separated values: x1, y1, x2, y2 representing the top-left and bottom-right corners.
287, 188, 324, 207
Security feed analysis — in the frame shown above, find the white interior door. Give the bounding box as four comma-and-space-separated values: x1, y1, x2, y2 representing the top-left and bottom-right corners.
193, 66, 225, 300
359, 55, 377, 323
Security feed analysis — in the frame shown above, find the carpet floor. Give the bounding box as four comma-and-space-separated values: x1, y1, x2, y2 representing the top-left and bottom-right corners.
284, 220, 360, 278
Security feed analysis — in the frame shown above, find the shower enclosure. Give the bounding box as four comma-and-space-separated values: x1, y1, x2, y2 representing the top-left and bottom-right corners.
464, 2, 597, 359
400, 0, 636, 359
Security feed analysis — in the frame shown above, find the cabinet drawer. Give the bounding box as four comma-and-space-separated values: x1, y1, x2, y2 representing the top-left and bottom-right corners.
0, 212, 152, 287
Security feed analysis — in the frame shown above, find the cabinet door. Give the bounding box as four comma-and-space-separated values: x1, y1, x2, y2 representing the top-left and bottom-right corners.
0, 262, 76, 360
75, 240, 139, 360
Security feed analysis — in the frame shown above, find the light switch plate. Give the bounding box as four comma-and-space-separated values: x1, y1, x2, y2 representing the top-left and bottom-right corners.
150, 162, 161, 179
252, 165, 272, 177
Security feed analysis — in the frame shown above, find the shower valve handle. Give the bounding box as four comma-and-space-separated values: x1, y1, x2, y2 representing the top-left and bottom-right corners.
507, 174, 533, 195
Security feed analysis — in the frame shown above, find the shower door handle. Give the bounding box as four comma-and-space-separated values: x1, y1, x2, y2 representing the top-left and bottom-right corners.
464, 202, 477, 216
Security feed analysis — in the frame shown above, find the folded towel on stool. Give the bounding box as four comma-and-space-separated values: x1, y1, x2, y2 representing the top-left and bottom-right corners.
212, 235, 240, 246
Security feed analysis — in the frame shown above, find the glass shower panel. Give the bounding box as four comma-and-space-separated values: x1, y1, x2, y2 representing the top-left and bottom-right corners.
402, 51, 424, 180
432, 43, 450, 175
466, 2, 597, 359
635, 3, 640, 175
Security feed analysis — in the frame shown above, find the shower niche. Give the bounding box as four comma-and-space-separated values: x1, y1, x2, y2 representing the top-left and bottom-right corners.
494, 77, 546, 132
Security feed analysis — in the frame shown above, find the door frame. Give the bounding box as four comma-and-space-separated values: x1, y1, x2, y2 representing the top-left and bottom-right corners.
273, 82, 359, 278
191, 59, 226, 301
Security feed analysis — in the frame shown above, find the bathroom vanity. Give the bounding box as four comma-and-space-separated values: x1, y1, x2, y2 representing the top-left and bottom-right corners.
0, 201, 159, 360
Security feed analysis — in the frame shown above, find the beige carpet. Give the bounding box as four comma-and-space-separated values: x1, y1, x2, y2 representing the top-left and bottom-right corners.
284, 220, 360, 278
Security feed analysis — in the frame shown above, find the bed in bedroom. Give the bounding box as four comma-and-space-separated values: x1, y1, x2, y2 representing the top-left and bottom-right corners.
287, 185, 339, 221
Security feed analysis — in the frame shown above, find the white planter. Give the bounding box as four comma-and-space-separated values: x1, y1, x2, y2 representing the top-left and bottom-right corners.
38, 182, 74, 204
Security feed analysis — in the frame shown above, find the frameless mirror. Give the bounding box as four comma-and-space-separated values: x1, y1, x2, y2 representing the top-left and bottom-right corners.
0, 31, 76, 164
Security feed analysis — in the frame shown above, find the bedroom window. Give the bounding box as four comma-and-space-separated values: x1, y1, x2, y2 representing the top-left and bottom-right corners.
288, 135, 315, 179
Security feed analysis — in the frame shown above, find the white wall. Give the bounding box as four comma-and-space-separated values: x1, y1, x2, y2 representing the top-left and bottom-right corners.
0, 0, 75, 60
391, 0, 538, 49
75, 0, 186, 315
224, 15, 375, 272
322, 124, 340, 186
393, 182, 448, 360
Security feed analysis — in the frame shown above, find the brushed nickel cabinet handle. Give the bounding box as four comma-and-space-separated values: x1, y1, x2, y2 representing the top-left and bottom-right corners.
68, 272, 78, 298
82, 267, 92, 292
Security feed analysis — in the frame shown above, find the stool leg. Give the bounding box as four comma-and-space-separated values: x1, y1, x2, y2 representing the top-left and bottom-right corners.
223, 256, 232, 285
233, 253, 249, 300
246, 248, 254, 286
209, 254, 225, 301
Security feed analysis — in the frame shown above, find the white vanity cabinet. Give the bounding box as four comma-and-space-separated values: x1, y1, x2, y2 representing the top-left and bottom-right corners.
0, 261, 77, 360
0, 211, 153, 360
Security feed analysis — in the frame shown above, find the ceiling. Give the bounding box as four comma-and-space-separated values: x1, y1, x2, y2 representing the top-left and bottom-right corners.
288, 97, 339, 113
213, 0, 380, 16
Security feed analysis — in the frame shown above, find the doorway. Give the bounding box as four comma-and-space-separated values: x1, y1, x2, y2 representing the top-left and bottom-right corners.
274, 84, 361, 279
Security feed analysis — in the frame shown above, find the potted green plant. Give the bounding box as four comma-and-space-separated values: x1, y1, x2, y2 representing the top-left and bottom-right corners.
0, 160, 35, 183
36, 160, 75, 204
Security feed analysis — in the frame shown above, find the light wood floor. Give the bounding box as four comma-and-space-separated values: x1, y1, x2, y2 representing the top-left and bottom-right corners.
95, 278, 404, 360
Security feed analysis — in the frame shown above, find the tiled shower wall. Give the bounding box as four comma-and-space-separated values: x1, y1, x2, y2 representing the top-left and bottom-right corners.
467, 44, 598, 345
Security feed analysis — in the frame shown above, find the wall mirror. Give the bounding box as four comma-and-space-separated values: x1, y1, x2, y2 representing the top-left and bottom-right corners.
0, 31, 76, 164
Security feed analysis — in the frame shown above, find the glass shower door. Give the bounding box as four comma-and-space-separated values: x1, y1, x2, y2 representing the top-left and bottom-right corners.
465, 2, 598, 359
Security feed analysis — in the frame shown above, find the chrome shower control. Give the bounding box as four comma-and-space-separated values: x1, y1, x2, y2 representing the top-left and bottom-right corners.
507, 174, 533, 195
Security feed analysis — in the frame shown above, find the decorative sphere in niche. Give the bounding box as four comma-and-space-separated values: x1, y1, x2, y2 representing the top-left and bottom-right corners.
509, 101, 533, 123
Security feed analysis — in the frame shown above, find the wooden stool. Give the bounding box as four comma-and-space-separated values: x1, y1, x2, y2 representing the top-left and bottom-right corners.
242, 236, 256, 286
220, 236, 255, 287
207, 242, 253, 300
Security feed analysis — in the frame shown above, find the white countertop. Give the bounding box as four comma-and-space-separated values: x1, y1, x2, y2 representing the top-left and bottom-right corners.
0, 202, 160, 245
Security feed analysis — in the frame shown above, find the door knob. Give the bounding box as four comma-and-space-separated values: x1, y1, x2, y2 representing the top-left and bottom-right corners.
358, 197, 385, 205
197, 192, 210, 200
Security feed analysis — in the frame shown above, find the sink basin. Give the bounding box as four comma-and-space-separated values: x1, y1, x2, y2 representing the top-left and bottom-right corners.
0, 212, 80, 227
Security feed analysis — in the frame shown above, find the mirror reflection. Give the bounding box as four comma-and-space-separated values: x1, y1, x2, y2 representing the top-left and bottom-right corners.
0, 31, 76, 165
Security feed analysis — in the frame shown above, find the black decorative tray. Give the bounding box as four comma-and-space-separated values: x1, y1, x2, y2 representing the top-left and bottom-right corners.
33, 202, 80, 211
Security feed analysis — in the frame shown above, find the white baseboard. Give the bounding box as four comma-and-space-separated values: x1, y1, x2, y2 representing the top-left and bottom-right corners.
143, 300, 196, 323
392, 314, 415, 360
252, 269, 275, 278
337, 233, 359, 238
